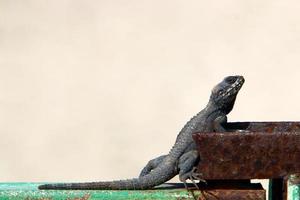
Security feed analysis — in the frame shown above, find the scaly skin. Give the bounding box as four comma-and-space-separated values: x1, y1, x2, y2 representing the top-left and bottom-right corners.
38, 75, 244, 190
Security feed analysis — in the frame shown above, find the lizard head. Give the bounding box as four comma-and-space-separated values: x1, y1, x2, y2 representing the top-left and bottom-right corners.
210, 75, 244, 114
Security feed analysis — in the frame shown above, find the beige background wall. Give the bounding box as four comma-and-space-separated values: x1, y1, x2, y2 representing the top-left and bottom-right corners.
0, 0, 300, 185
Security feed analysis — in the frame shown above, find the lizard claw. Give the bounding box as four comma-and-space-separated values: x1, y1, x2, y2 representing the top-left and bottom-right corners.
190, 167, 207, 184
179, 167, 207, 189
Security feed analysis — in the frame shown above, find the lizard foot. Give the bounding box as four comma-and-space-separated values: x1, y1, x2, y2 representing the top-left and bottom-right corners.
190, 167, 207, 184
179, 167, 207, 190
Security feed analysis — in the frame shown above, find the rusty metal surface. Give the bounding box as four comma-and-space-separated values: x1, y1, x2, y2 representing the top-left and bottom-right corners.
224, 121, 300, 133
199, 189, 265, 200
196, 180, 265, 200
193, 122, 300, 179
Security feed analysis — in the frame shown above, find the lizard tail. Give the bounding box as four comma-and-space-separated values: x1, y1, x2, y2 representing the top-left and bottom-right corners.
38, 179, 147, 190
38, 164, 176, 190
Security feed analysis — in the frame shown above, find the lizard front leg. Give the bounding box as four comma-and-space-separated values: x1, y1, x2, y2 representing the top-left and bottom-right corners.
139, 155, 167, 177
213, 115, 227, 132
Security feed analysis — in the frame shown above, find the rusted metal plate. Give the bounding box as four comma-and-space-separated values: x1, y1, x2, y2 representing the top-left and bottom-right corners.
193, 122, 300, 179
197, 180, 265, 200
224, 122, 300, 133
199, 189, 265, 200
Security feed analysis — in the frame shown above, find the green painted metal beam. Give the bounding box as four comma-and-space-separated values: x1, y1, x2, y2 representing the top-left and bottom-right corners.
289, 184, 300, 200
0, 183, 200, 200
288, 174, 300, 200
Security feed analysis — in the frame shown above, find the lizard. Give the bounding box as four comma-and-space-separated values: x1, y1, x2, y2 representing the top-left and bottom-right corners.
38, 75, 245, 190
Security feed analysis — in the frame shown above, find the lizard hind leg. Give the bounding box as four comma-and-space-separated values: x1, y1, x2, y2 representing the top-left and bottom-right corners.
139, 155, 167, 177
179, 150, 209, 200
178, 150, 206, 188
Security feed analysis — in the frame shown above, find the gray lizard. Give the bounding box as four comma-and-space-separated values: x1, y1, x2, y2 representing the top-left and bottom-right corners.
38, 75, 244, 190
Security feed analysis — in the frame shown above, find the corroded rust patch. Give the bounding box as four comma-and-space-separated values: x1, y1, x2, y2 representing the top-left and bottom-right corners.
198, 189, 265, 200
195, 180, 265, 200
193, 122, 300, 179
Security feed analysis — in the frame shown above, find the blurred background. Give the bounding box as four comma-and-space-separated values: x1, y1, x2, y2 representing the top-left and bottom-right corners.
0, 0, 299, 190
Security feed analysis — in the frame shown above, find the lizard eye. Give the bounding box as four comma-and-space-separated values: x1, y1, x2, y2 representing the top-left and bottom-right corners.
225, 77, 237, 84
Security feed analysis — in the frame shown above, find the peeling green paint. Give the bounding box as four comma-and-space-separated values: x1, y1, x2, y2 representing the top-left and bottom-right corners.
289, 184, 300, 200
0, 183, 200, 200
288, 175, 300, 200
